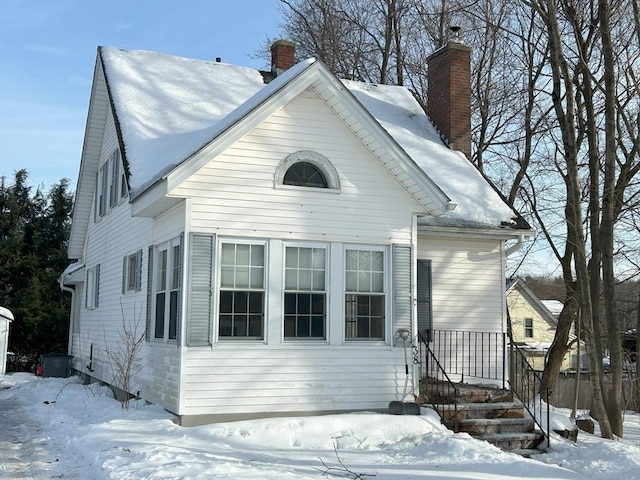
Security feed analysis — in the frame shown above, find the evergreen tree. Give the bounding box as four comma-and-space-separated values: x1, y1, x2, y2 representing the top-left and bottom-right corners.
0, 170, 74, 369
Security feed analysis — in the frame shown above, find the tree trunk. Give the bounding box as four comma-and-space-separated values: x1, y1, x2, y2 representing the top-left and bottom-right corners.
599, 0, 623, 437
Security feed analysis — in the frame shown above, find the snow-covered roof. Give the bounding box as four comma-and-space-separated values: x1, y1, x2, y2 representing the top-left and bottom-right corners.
100, 47, 524, 229
541, 300, 563, 317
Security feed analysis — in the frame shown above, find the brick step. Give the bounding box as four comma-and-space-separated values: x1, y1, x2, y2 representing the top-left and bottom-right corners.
476, 432, 545, 451
449, 417, 536, 436
432, 401, 526, 421
421, 382, 513, 404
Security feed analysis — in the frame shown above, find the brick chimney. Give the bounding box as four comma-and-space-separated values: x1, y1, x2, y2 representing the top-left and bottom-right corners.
427, 38, 472, 160
271, 39, 296, 76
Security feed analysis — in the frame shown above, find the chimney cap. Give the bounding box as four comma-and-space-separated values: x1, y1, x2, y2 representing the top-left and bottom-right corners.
450, 26, 462, 43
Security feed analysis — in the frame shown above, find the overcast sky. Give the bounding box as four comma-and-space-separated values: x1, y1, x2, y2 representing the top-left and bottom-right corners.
0, 0, 281, 190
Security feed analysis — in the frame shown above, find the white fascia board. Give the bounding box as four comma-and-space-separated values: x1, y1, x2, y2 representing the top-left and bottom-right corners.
68, 54, 109, 260
164, 62, 325, 193
130, 178, 181, 217
418, 224, 536, 241
314, 68, 452, 216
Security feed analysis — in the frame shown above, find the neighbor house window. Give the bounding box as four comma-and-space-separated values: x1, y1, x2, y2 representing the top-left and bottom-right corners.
284, 246, 326, 340
219, 242, 265, 339
86, 265, 100, 309
524, 318, 534, 338
122, 249, 142, 293
154, 238, 182, 341
345, 248, 385, 340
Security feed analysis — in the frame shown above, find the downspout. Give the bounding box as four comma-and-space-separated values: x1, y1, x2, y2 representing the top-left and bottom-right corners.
59, 281, 75, 355
504, 234, 526, 257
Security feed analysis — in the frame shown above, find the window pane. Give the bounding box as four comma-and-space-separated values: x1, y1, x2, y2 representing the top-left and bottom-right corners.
169, 291, 178, 339
358, 271, 370, 292
249, 292, 263, 314
283, 162, 328, 188
297, 294, 311, 314
286, 247, 298, 268
372, 272, 384, 293
371, 251, 384, 271
236, 266, 250, 288
235, 291, 248, 313
221, 243, 235, 265
346, 271, 357, 291
250, 245, 264, 267
311, 294, 325, 314
155, 292, 165, 338
285, 269, 297, 289
284, 316, 296, 337
370, 317, 384, 339
298, 248, 312, 268
171, 245, 180, 289
284, 293, 296, 314
158, 250, 167, 291
313, 271, 325, 290
220, 266, 235, 287
236, 244, 250, 265
311, 316, 324, 337
248, 315, 262, 336
219, 315, 232, 336
346, 250, 358, 270
234, 316, 247, 336
298, 269, 312, 290
250, 266, 263, 289
219, 291, 233, 313
312, 249, 325, 268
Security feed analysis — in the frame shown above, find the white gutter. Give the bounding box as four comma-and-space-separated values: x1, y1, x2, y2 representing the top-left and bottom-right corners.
505, 234, 528, 257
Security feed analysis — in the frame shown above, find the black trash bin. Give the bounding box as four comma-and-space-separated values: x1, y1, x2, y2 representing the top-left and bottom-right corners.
40, 354, 73, 378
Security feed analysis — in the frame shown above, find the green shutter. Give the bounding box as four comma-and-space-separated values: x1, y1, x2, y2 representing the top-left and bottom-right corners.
187, 234, 214, 346
392, 245, 412, 342
417, 259, 433, 342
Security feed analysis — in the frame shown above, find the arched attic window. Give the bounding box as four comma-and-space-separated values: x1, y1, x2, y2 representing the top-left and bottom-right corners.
275, 150, 340, 191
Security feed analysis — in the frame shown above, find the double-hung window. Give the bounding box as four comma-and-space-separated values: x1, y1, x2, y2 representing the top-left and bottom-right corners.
284, 246, 326, 340
97, 162, 109, 217
122, 249, 142, 293
524, 318, 534, 338
86, 265, 100, 309
345, 248, 385, 340
109, 149, 120, 208
219, 242, 265, 339
154, 239, 182, 342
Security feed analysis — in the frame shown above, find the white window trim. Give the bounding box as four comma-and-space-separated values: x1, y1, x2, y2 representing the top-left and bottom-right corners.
343, 245, 389, 343
282, 242, 330, 343
96, 148, 125, 221
274, 150, 340, 192
123, 249, 142, 294
152, 237, 182, 343
86, 265, 99, 310
524, 317, 534, 338
216, 238, 268, 343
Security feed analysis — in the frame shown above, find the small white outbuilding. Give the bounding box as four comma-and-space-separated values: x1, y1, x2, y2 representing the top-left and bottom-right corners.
0, 306, 13, 375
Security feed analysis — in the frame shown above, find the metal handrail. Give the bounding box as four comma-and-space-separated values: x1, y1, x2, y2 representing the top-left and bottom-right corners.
417, 332, 461, 432
509, 342, 551, 447
430, 330, 507, 388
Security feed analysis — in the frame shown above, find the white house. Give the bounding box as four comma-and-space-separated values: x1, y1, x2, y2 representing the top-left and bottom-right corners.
60, 39, 533, 425
0, 305, 13, 375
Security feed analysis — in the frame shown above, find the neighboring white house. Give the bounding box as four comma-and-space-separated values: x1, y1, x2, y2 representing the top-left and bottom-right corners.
60, 40, 533, 425
0, 305, 13, 375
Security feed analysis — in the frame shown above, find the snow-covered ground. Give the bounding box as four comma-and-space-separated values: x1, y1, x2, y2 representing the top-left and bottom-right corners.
1, 374, 639, 479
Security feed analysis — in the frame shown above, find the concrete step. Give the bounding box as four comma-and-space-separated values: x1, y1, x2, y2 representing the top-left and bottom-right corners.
510, 448, 545, 458
433, 401, 526, 421
476, 432, 545, 451
449, 417, 536, 436
421, 381, 513, 404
